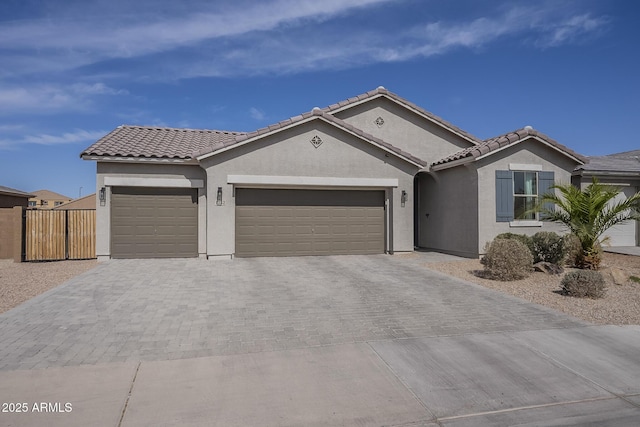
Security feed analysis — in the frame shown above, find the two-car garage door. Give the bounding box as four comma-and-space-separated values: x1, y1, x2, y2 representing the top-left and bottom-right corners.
111, 187, 198, 258
235, 188, 385, 257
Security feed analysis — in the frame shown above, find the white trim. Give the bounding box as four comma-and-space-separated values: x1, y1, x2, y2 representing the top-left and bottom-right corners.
509, 163, 542, 171
103, 177, 204, 188
227, 175, 398, 188
509, 221, 543, 227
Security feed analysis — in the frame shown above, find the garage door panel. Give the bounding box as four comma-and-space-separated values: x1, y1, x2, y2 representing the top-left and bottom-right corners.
602, 187, 637, 246
236, 189, 384, 257
111, 187, 198, 258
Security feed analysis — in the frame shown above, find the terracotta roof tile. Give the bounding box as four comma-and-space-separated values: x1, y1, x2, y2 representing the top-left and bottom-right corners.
432, 127, 587, 168
81, 125, 246, 159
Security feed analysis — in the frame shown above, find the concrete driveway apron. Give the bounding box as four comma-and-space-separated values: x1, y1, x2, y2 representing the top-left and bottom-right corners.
1, 254, 639, 426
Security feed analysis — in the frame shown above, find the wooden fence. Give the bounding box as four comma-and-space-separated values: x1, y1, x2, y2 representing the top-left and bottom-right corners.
24, 209, 96, 261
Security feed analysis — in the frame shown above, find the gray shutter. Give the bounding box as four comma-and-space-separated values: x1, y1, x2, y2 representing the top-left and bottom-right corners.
496, 170, 513, 222
538, 171, 555, 218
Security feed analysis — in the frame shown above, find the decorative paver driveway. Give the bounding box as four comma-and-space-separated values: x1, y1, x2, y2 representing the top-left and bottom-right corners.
0, 254, 585, 370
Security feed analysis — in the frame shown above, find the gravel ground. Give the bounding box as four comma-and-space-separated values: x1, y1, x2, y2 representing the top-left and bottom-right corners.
425, 252, 640, 325
0, 259, 97, 314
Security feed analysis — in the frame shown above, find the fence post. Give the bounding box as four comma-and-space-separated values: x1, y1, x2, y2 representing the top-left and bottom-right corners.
12, 206, 23, 263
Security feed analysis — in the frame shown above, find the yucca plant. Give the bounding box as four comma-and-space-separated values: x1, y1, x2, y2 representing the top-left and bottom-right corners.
537, 178, 640, 269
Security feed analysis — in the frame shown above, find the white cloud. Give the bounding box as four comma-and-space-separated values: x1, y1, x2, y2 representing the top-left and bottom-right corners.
538, 14, 610, 47
0, 1, 611, 81
0, 0, 393, 77
0, 83, 128, 114
0, 129, 106, 150
249, 107, 265, 121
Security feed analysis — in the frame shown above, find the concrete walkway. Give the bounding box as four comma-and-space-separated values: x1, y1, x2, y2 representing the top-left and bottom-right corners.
604, 246, 640, 256
1, 254, 639, 426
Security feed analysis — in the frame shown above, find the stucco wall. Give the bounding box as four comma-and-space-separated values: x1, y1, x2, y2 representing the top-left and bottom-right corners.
332, 97, 474, 165
417, 167, 479, 257
199, 120, 419, 257
95, 162, 206, 259
476, 140, 579, 253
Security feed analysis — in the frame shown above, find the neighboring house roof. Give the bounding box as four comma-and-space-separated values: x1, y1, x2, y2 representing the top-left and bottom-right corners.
0, 185, 34, 198
80, 125, 246, 160
575, 149, 640, 175
195, 108, 428, 167
53, 193, 96, 210
431, 127, 588, 170
322, 86, 482, 145
31, 189, 72, 200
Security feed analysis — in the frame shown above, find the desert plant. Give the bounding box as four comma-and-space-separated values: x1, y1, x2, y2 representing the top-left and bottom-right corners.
562, 234, 582, 267
538, 178, 640, 269
530, 231, 565, 264
495, 233, 534, 253
561, 270, 606, 298
481, 238, 533, 281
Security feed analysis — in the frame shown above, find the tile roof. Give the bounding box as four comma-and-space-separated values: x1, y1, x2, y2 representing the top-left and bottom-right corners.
52, 193, 96, 210
576, 149, 640, 174
0, 185, 33, 198
432, 127, 587, 169
81, 125, 246, 160
323, 86, 482, 145
31, 189, 72, 200
195, 108, 428, 167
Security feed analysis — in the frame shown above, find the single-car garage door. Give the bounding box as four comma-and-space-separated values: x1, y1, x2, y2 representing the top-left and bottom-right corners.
602, 186, 638, 247
235, 188, 385, 257
111, 187, 198, 258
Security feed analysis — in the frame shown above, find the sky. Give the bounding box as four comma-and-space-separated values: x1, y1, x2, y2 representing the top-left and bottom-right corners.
0, 0, 638, 199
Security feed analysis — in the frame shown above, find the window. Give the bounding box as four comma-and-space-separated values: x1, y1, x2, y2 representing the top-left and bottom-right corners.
496, 170, 554, 223
28, 201, 36, 207
513, 171, 537, 220
54, 201, 63, 206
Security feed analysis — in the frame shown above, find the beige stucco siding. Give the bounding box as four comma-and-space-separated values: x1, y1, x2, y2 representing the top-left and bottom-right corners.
199, 120, 419, 257
476, 139, 578, 253
332, 98, 474, 165
95, 162, 206, 259
417, 167, 479, 257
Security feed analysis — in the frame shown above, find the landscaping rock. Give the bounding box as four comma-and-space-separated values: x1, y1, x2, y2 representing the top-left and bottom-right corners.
610, 267, 629, 285
533, 262, 564, 275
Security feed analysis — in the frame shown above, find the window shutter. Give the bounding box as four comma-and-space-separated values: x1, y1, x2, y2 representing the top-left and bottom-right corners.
538, 171, 555, 218
495, 170, 513, 222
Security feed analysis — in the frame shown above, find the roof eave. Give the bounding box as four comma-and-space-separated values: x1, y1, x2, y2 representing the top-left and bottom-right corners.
81, 155, 198, 164
430, 156, 475, 171
326, 92, 480, 146
196, 114, 426, 168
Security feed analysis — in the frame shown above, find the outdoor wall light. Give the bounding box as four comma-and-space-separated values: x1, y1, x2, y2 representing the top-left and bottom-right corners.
216, 187, 223, 206
401, 190, 408, 207
99, 187, 106, 206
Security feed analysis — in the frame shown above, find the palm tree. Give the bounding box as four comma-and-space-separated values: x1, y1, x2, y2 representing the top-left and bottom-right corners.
538, 178, 640, 269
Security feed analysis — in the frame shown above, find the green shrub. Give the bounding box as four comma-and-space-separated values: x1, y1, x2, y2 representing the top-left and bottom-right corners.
495, 233, 534, 253
561, 270, 606, 298
481, 239, 533, 281
531, 231, 565, 264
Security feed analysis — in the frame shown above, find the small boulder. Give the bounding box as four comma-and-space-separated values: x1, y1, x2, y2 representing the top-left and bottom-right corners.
610, 267, 629, 285
533, 262, 564, 275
